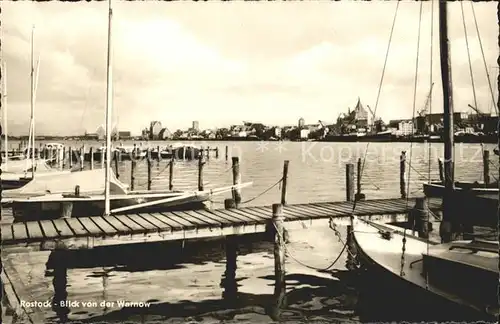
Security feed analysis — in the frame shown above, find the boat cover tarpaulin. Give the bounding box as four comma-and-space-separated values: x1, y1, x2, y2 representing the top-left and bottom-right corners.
2, 168, 129, 199
1, 159, 52, 173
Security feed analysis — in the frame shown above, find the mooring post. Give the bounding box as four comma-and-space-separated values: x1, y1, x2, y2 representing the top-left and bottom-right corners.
79, 146, 84, 171
157, 145, 161, 165
410, 197, 429, 239
198, 152, 205, 192
100, 148, 105, 168
215, 147, 219, 159
225, 145, 229, 161
147, 149, 152, 190
206, 146, 210, 160
114, 150, 120, 178
345, 225, 358, 271
62, 146, 66, 168
438, 158, 444, 183
355, 157, 366, 201
346, 163, 355, 202
400, 151, 406, 199
270, 203, 286, 320
68, 147, 73, 169
89, 147, 94, 170
483, 150, 490, 185
130, 160, 136, 191
231, 157, 242, 206
221, 198, 238, 302
169, 155, 174, 191
280, 160, 289, 205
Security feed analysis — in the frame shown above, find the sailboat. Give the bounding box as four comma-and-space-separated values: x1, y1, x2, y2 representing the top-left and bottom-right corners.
3, 0, 251, 221
1, 28, 70, 190
350, 1, 498, 322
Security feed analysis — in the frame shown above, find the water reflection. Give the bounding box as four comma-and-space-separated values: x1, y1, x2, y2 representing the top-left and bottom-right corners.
42, 232, 359, 324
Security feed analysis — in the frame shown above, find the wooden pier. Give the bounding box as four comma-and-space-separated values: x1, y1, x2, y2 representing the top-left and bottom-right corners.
1, 198, 442, 251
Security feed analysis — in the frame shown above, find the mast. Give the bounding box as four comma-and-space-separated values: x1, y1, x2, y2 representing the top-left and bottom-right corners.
104, 0, 113, 216
438, 0, 455, 242
30, 25, 36, 179
3, 62, 7, 168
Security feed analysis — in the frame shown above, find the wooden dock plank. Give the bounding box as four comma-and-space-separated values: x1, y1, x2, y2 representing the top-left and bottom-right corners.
158, 212, 198, 228
126, 214, 162, 232
216, 208, 262, 224
191, 209, 238, 224
64, 218, 90, 236
91, 216, 119, 235
306, 203, 346, 216
1, 198, 445, 249
25, 221, 45, 240
78, 217, 105, 236
1, 224, 14, 241
170, 211, 220, 227
147, 213, 184, 230
38, 220, 60, 239
234, 207, 271, 222
199, 210, 245, 224
103, 215, 132, 233
11, 223, 28, 241
114, 215, 149, 233
180, 210, 227, 225
51, 219, 74, 238
136, 213, 172, 231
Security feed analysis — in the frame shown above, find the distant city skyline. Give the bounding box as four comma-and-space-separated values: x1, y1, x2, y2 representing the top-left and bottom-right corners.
2, 1, 497, 136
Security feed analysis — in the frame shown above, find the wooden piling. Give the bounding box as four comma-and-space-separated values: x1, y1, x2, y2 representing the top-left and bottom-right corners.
198, 152, 205, 191
280, 160, 289, 205
225, 145, 229, 161
271, 203, 286, 319
206, 146, 210, 160
100, 148, 105, 167
169, 156, 174, 191
345, 163, 355, 202
89, 147, 94, 170
438, 158, 444, 183
221, 198, 238, 301
410, 197, 429, 239
50, 251, 70, 319
114, 151, 119, 178
231, 157, 242, 206
355, 157, 366, 201
483, 150, 490, 185
62, 146, 66, 168
147, 149, 152, 190
400, 151, 406, 199
157, 145, 161, 164
80, 146, 85, 170
130, 160, 136, 191
68, 147, 73, 169
215, 147, 219, 159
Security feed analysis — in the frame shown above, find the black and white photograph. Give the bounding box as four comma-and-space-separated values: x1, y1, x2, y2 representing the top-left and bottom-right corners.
1, 0, 498, 323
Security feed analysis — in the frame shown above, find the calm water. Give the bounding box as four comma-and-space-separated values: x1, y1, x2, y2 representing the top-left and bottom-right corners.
3, 140, 498, 323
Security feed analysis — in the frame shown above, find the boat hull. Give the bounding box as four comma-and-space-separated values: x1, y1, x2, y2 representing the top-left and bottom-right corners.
11, 193, 208, 222
352, 222, 496, 322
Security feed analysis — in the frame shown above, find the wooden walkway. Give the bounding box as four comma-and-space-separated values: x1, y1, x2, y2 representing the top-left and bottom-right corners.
1, 198, 442, 251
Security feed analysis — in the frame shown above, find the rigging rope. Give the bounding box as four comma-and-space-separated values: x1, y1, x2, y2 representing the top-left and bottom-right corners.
353, 1, 400, 215
401, 0, 424, 278
461, 1, 486, 187
469, 2, 498, 115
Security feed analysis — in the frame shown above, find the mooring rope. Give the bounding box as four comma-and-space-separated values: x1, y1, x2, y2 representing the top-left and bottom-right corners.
353, 1, 400, 215
271, 216, 354, 272
239, 177, 283, 205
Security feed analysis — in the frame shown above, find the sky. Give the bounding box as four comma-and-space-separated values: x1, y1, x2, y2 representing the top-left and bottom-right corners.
2, 1, 498, 136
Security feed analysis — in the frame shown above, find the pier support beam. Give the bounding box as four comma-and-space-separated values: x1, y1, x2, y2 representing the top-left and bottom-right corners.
355, 157, 366, 201
269, 203, 286, 321
221, 199, 238, 303
346, 163, 355, 202
400, 151, 406, 199
409, 197, 430, 239
231, 157, 242, 207
49, 250, 70, 321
